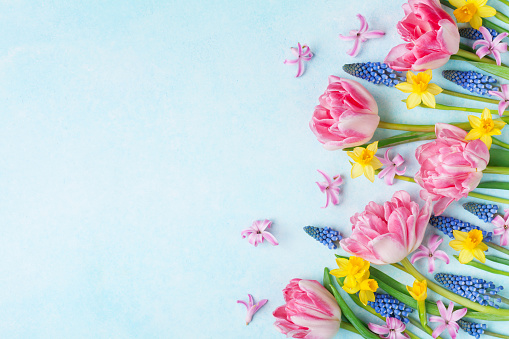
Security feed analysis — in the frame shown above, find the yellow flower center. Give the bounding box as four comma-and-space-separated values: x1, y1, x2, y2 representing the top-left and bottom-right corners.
481, 118, 494, 133
454, 3, 478, 22
359, 149, 375, 165
347, 257, 368, 275
464, 229, 483, 250
411, 73, 431, 94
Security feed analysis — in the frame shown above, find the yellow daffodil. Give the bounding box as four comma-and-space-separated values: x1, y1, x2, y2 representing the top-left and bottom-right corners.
406, 279, 427, 302
395, 70, 443, 109
330, 256, 370, 281
465, 108, 506, 149
450, 0, 496, 29
449, 229, 488, 264
347, 141, 383, 182
341, 271, 378, 306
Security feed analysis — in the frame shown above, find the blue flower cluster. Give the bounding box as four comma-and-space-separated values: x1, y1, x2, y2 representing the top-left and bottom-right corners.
367, 293, 413, 323
343, 62, 404, 87
303, 226, 342, 249
442, 70, 498, 96
435, 273, 503, 307
459, 27, 500, 40
463, 202, 499, 223
458, 319, 487, 339
428, 215, 493, 242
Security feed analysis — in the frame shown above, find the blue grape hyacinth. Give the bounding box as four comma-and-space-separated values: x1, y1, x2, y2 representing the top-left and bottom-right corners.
343, 62, 405, 87
442, 70, 499, 96
458, 319, 487, 339
367, 293, 413, 323
463, 202, 499, 223
303, 226, 342, 249
459, 27, 499, 41
435, 273, 503, 308
428, 215, 493, 242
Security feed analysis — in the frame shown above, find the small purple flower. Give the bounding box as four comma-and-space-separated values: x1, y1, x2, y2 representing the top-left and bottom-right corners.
473, 26, 508, 66
241, 220, 279, 247
489, 84, 509, 117
492, 208, 509, 246
237, 294, 268, 325
410, 234, 450, 273
316, 170, 343, 208
429, 300, 467, 339
339, 14, 385, 57
377, 148, 406, 185
284, 43, 313, 77
368, 317, 410, 339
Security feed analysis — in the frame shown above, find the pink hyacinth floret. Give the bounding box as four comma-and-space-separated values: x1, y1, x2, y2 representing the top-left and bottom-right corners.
489, 84, 509, 117
473, 26, 508, 66
237, 294, 268, 325
284, 43, 313, 77
429, 300, 467, 339
377, 148, 406, 186
492, 208, 509, 246
316, 170, 343, 208
241, 219, 279, 247
339, 14, 385, 57
410, 234, 450, 273
368, 317, 410, 339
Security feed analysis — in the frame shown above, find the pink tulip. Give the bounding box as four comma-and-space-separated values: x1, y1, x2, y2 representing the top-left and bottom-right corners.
273, 279, 342, 339
385, 0, 460, 71
340, 191, 432, 265
309, 76, 380, 150
414, 123, 490, 216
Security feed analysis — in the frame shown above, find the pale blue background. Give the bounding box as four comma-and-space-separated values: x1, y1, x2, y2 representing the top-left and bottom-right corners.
0, 0, 508, 338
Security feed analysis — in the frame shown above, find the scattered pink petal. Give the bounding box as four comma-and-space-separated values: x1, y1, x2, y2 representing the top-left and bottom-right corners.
492, 208, 509, 246
284, 43, 313, 77
489, 84, 509, 116
429, 300, 467, 339
241, 220, 279, 247
316, 170, 343, 208
473, 26, 508, 66
339, 14, 385, 57
368, 317, 410, 339
410, 234, 450, 273
237, 294, 268, 325
377, 148, 406, 185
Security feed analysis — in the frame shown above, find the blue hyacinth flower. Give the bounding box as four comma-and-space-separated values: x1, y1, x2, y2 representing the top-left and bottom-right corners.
429, 215, 493, 242
435, 273, 503, 308
303, 226, 342, 250
458, 319, 486, 339
343, 62, 405, 87
463, 202, 499, 223
442, 70, 499, 96
367, 293, 413, 323
459, 27, 499, 41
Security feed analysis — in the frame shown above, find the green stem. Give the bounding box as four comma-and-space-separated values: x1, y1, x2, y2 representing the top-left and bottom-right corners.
342, 131, 435, 151
378, 120, 471, 132
441, 89, 502, 106
340, 321, 360, 335
484, 166, 509, 175
456, 48, 498, 65
453, 255, 509, 277
493, 137, 509, 150
400, 258, 509, 316
488, 242, 509, 256
484, 330, 509, 339
486, 255, 509, 266
496, 10, 509, 25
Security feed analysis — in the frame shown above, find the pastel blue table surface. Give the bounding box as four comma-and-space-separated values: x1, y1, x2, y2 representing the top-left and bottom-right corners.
0, 0, 508, 338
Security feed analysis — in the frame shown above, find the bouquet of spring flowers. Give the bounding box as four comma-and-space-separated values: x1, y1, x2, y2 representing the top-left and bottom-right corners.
265, 0, 509, 338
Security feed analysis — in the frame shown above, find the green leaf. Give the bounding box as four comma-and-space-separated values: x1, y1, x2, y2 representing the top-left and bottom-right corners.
477, 181, 509, 190
323, 267, 334, 295
486, 255, 509, 267
488, 149, 509, 167
327, 279, 380, 339
342, 131, 434, 151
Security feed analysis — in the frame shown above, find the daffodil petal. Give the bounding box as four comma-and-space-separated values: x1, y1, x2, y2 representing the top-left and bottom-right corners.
395, 82, 413, 93
480, 134, 493, 149
427, 83, 443, 95
406, 92, 422, 109
364, 165, 375, 182
470, 14, 483, 30
477, 5, 497, 18
351, 163, 364, 179
459, 249, 474, 264
468, 115, 482, 129
465, 128, 483, 140
449, 0, 467, 8
421, 91, 436, 108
